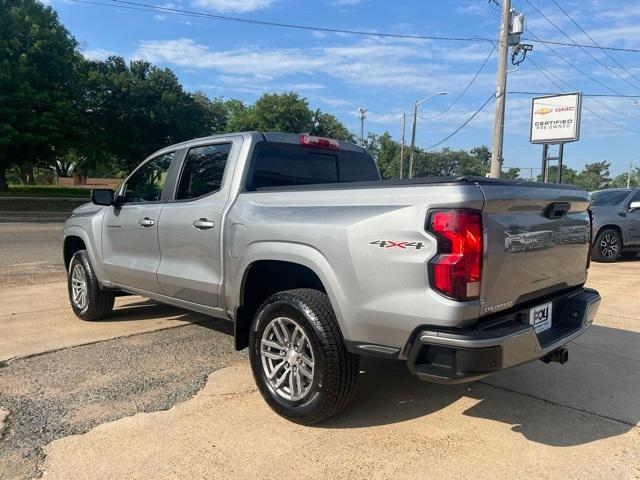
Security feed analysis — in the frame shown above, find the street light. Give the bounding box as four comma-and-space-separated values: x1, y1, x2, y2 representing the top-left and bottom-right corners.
409, 92, 447, 179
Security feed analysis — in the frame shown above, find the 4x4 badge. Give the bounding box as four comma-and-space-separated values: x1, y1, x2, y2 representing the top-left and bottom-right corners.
369, 240, 424, 250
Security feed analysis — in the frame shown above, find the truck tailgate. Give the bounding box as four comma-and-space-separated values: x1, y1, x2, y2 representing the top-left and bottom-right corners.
479, 183, 591, 316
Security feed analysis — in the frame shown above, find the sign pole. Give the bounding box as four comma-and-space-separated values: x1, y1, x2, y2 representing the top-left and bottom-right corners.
541, 144, 549, 183
557, 143, 564, 184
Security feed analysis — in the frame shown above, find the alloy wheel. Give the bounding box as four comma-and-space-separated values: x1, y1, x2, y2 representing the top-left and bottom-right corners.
600, 233, 620, 259
71, 263, 88, 310
260, 316, 315, 401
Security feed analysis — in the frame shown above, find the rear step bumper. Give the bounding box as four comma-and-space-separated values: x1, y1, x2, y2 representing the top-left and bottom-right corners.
406, 287, 601, 384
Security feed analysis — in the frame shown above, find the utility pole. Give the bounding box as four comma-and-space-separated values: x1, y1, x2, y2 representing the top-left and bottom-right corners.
628, 160, 635, 188
399, 113, 406, 179
409, 92, 447, 179
358, 107, 367, 146
489, 0, 511, 179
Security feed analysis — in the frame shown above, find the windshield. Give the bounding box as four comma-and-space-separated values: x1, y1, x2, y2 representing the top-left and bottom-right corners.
590, 190, 630, 206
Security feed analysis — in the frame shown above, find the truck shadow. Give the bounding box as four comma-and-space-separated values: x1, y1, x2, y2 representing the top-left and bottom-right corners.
322, 324, 639, 447
90, 298, 209, 324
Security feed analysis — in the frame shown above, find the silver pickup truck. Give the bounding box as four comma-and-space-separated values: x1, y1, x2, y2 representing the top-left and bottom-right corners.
63, 132, 601, 424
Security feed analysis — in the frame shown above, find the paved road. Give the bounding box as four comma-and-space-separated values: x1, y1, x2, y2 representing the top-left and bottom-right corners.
0, 223, 63, 267
0, 223, 65, 287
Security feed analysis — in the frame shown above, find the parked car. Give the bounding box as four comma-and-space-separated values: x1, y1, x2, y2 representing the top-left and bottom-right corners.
63, 132, 601, 424
590, 188, 640, 262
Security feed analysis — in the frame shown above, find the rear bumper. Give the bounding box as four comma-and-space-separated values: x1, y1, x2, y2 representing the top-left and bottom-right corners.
406, 287, 601, 384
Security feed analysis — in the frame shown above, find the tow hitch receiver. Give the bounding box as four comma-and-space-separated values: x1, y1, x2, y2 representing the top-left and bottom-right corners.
541, 347, 569, 364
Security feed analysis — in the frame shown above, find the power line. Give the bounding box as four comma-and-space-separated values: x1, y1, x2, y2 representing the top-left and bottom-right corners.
524, 0, 640, 93
423, 93, 495, 150
422, 47, 495, 121
67, 0, 640, 54
76, 0, 494, 44
527, 56, 640, 134
549, 0, 640, 88
507, 91, 640, 98
525, 27, 629, 97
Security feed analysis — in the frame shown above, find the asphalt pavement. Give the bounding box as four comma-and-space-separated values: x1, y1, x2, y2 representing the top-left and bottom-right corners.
0, 223, 65, 288
0, 223, 63, 267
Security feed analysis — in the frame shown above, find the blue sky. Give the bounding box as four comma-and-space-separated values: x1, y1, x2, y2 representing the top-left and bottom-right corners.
48, 0, 640, 177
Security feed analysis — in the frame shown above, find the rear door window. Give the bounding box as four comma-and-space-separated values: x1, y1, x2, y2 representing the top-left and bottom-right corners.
247, 142, 379, 190
176, 143, 231, 200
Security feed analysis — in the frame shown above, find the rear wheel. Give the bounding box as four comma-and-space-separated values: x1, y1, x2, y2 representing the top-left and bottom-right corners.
593, 229, 622, 262
68, 250, 115, 320
249, 289, 359, 425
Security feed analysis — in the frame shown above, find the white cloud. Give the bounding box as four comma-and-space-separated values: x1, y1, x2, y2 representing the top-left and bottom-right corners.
192, 0, 275, 13
134, 39, 327, 75
330, 0, 365, 6
82, 48, 117, 60
133, 37, 489, 93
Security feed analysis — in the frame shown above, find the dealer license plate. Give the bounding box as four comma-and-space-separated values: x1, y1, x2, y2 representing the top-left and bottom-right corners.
530, 302, 553, 334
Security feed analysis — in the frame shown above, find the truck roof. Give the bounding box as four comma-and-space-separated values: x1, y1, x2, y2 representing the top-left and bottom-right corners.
155, 132, 366, 155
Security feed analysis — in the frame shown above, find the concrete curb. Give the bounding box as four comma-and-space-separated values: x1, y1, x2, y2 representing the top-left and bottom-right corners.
0, 197, 88, 201
0, 212, 69, 223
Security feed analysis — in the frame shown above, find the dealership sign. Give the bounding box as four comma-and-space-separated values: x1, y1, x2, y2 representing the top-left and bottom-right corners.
530, 92, 582, 144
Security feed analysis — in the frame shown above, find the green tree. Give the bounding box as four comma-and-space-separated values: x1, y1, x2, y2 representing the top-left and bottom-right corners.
226, 92, 353, 142
503, 167, 521, 179
363, 132, 400, 179
610, 168, 640, 188
228, 92, 314, 133
0, 0, 83, 190
312, 111, 355, 142
576, 161, 611, 191
81, 57, 218, 173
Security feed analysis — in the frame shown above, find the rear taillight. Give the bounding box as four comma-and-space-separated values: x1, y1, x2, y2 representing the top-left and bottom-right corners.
427, 210, 483, 301
299, 134, 340, 149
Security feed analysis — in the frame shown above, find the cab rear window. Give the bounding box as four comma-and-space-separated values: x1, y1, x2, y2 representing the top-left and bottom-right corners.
246, 142, 380, 190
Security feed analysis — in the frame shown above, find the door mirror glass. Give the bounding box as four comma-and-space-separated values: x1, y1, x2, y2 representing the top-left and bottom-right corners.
629, 201, 640, 211
91, 189, 114, 206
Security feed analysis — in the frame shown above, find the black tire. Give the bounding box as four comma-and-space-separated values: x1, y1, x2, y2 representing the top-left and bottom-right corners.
248, 288, 359, 425
67, 250, 115, 320
592, 228, 622, 262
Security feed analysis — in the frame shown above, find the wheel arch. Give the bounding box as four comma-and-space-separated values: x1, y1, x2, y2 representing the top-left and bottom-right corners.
63, 235, 87, 271
63, 226, 108, 283
231, 243, 348, 351
594, 224, 624, 246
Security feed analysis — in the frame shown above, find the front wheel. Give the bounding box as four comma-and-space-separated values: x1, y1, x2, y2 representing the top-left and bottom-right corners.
592, 228, 622, 262
68, 250, 115, 320
249, 289, 359, 425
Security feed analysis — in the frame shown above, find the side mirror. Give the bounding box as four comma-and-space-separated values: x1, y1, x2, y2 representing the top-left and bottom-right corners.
91, 189, 115, 206
629, 201, 640, 211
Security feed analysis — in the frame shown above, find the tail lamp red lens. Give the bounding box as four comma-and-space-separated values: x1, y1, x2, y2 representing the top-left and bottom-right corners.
299, 134, 340, 150
427, 210, 483, 301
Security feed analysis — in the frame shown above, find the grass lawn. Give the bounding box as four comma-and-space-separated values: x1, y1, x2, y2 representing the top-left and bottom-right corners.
0, 185, 91, 198
0, 199, 87, 212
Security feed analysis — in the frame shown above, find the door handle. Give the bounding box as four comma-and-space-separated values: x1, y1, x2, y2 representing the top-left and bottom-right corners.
193, 218, 215, 230
138, 217, 155, 227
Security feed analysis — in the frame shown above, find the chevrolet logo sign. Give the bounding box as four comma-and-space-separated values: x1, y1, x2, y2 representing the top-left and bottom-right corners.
535, 107, 553, 115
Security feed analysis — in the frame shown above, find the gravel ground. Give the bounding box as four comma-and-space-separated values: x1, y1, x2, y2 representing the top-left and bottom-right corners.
0, 320, 244, 480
